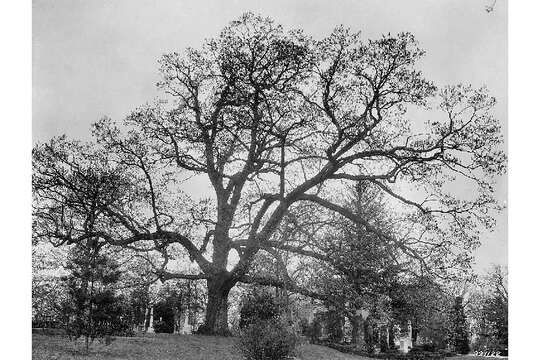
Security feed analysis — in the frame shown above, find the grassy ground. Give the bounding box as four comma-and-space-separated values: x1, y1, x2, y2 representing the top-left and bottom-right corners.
32, 333, 372, 360
32, 334, 507, 360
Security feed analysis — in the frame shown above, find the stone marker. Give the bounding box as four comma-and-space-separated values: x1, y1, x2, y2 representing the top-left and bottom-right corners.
147, 307, 155, 333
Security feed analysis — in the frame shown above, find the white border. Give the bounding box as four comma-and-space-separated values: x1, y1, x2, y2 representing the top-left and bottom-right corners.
0, 0, 32, 358
508, 0, 540, 358
0, 0, 537, 358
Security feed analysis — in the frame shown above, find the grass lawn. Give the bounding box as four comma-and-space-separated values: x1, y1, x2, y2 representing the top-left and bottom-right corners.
32, 334, 507, 360
32, 333, 372, 360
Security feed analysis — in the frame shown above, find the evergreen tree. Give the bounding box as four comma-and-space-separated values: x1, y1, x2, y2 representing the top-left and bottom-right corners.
451, 296, 470, 354
62, 239, 126, 351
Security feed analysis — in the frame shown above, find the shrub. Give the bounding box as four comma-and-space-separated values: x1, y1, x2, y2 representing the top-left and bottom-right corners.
413, 343, 437, 352
301, 318, 321, 343
237, 318, 298, 360
323, 342, 458, 360
239, 290, 281, 329
154, 320, 173, 334
324, 310, 345, 343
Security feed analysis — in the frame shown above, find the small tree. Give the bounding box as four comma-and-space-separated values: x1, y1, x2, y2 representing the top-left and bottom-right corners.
32, 244, 69, 329
62, 240, 126, 351
469, 265, 508, 355
451, 296, 470, 354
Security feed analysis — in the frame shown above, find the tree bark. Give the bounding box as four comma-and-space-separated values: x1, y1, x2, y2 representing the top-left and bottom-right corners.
200, 274, 235, 335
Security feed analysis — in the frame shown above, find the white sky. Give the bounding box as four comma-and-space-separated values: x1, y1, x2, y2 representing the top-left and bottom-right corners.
32, 0, 507, 272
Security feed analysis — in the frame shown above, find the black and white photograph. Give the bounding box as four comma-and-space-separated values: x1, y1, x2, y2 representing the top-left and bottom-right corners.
3, 0, 526, 359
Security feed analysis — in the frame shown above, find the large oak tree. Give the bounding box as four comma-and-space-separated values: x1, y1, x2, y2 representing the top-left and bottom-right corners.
33, 13, 505, 334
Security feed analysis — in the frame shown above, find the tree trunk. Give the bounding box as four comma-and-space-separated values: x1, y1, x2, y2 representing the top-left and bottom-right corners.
200, 274, 234, 335
173, 309, 180, 334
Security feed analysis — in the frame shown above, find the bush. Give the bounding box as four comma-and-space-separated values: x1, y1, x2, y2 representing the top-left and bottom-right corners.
325, 310, 345, 343
412, 343, 437, 352
323, 342, 458, 360
472, 334, 508, 356
301, 318, 321, 343
239, 291, 281, 329
237, 318, 297, 360
154, 320, 173, 334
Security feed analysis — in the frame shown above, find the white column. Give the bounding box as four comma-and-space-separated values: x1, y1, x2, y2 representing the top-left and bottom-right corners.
183, 311, 191, 334
405, 320, 412, 353
174, 311, 180, 334
307, 309, 314, 324
147, 307, 155, 333
144, 307, 149, 331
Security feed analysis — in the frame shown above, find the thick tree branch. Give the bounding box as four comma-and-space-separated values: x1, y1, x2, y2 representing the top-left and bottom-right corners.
239, 274, 327, 301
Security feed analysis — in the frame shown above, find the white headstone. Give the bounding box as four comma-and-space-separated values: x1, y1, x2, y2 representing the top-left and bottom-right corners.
359, 309, 370, 319
147, 307, 155, 333
179, 310, 191, 334
144, 307, 149, 331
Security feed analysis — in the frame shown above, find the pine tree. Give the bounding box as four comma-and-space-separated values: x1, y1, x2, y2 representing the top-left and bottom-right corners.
62, 239, 125, 352
451, 296, 470, 354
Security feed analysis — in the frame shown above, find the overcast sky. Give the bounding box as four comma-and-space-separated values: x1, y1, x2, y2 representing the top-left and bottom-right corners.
32, 0, 507, 271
